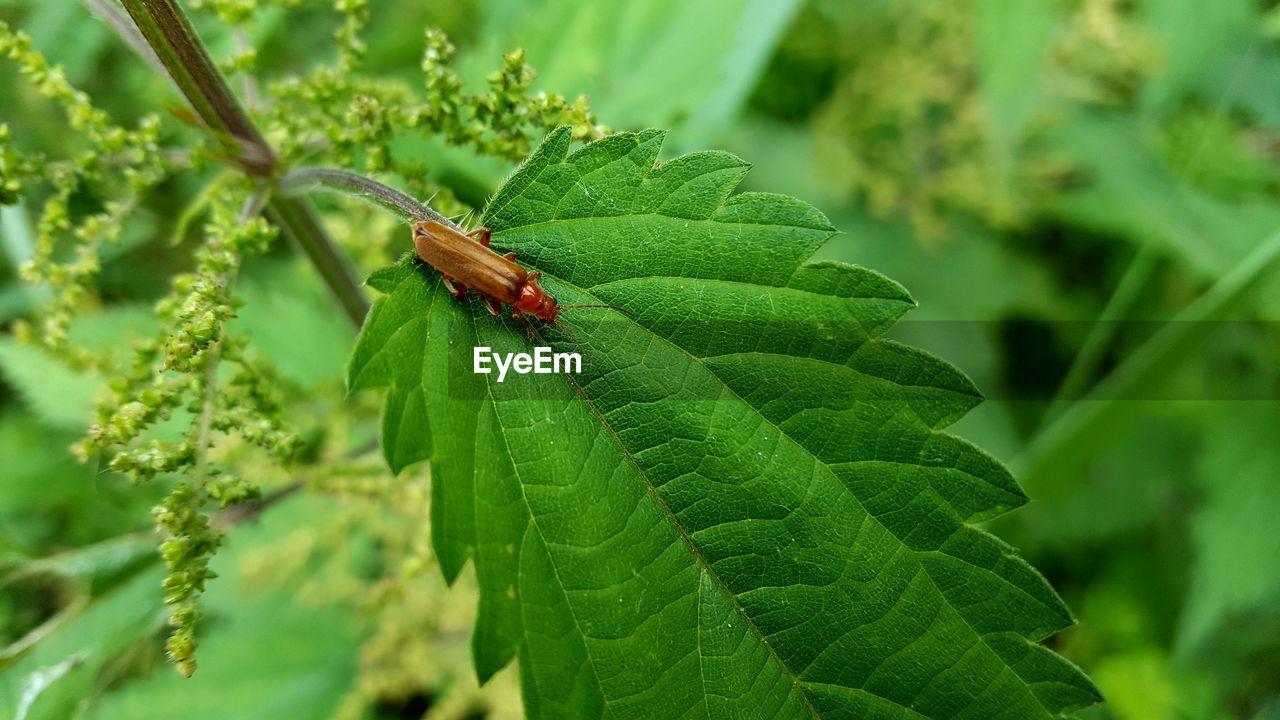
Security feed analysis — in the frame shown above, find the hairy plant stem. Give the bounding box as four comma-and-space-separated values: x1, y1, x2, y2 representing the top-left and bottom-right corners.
279, 167, 459, 228
117, 0, 369, 327
264, 197, 371, 325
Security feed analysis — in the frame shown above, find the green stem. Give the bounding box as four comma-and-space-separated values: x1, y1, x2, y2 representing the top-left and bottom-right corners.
1017, 229, 1280, 479
116, 0, 369, 327
278, 167, 457, 227
119, 0, 272, 174
265, 197, 370, 326
1046, 245, 1158, 418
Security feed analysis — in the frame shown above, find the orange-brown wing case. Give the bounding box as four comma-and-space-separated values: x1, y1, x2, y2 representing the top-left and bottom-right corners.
412, 221, 526, 305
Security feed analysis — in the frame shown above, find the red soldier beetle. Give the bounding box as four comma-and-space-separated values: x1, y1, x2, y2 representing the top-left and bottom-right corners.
411, 220, 611, 326
412, 220, 561, 322
412, 219, 624, 414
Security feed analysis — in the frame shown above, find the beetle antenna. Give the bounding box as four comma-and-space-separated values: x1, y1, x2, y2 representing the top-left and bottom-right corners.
549, 317, 614, 394
552, 305, 618, 347
550, 317, 582, 347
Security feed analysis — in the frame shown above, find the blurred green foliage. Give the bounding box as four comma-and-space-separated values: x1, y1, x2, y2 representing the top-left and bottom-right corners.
0, 0, 1277, 718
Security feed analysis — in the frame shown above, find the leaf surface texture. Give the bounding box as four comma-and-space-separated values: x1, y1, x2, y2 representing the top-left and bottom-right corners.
348, 128, 1099, 719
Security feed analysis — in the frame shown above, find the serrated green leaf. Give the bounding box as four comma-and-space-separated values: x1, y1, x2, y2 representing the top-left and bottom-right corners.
349, 128, 1099, 718
0, 341, 101, 430
0, 305, 156, 430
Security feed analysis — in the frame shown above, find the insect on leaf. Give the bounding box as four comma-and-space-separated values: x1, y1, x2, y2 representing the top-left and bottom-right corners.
348, 127, 1100, 719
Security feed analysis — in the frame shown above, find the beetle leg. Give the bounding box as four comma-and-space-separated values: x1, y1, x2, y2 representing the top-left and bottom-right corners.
483, 298, 502, 316
503, 252, 518, 262
442, 277, 468, 300
527, 271, 542, 281
468, 227, 492, 247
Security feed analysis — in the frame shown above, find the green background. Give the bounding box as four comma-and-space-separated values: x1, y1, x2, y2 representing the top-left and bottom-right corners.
1, 0, 1278, 718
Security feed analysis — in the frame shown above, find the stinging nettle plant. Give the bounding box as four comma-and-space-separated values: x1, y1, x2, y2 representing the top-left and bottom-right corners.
1, 1, 1099, 717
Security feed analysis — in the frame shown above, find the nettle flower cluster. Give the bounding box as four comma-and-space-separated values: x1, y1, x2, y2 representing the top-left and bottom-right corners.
0, 22, 169, 364
264, 28, 604, 204
1, 0, 603, 684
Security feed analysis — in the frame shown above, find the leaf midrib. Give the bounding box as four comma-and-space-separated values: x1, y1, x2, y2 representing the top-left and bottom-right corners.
477, 132, 1058, 714
522, 255, 979, 408
541, 271, 1006, 517
474, 311, 622, 720
517, 317, 825, 720
518, 276, 1056, 718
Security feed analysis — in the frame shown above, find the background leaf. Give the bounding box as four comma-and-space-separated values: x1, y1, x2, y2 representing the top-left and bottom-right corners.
82, 496, 362, 720
1178, 405, 1280, 691
463, 0, 801, 151
0, 564, 166, 720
